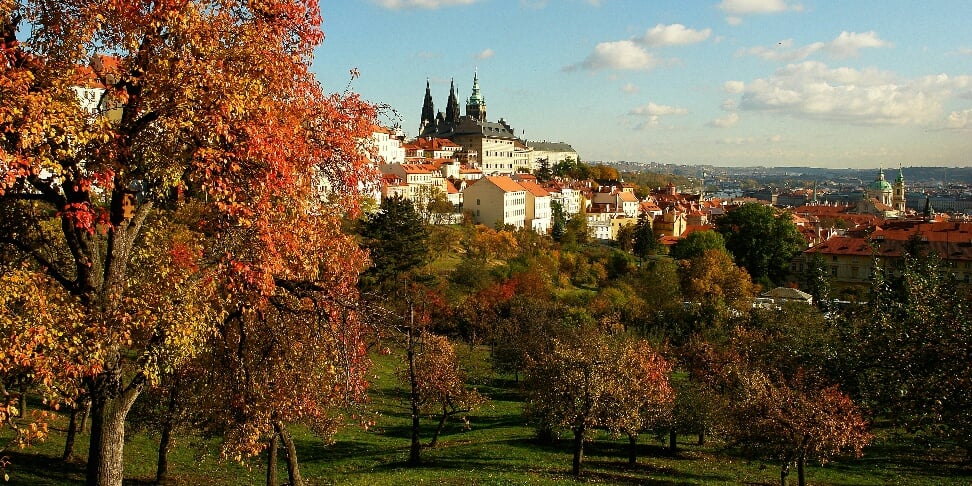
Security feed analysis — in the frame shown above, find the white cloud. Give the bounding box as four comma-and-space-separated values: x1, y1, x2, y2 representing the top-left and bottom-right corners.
717, 137, 756, 145
566, 40, 658, 71
567, 23, 709, 72
736, 61, 972, 126
724, 80, 745, 93
946, 109, 972, 129
826, 31, 892, 58
741, 31, 890, 61
622, 83, 640, 94
716, 134, 781, 144
640, 24, 712, 46
475, 48, 495, 60
627, 102, 687, 128
374, 0, 477, 9
709, 112, 740, 128
718, 0, 801, 14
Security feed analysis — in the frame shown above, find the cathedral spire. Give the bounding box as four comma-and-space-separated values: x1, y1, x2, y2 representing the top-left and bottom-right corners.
445, 78, 460, 126
419, 78, 436, 136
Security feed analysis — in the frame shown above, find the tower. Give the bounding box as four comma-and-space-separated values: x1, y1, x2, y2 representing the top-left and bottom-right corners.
445, 78, 460, 127
419, 79, 436, 136
892, 166, 906, 213
466, 70, 486, 122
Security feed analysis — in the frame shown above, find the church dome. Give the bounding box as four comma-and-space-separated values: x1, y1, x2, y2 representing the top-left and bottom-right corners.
869, 169, 892, 192
869, 179, 892, 191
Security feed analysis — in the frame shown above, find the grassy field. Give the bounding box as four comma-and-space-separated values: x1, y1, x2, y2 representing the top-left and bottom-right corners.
7, 348, 972, 485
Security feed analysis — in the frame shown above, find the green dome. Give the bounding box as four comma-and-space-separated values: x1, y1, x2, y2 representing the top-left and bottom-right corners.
869, 179, 892, 191
869, 169, 892, 192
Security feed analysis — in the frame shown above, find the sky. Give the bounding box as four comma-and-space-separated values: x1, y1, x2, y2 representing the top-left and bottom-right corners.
313, 0, 972, 169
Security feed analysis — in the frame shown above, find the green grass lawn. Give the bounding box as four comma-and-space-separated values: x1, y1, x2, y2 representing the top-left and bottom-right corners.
7, 349, 972, 485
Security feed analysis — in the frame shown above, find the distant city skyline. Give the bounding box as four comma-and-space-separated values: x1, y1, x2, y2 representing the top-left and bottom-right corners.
313, 1, 972, 169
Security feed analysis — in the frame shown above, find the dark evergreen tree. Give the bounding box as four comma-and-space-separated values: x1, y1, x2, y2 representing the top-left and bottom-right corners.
632, 213, 658, 259
360, 196, 430, 289
551, 201, 567, 242
536, 158, 553, 182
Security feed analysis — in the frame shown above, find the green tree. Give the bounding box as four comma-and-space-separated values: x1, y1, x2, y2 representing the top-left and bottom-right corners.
536, 157, 553, 182
670, 230, 725, 261
359, 196, 430, 289
846, 250, 972, 453
715, 203, 805, 287
632, 213, 658, 259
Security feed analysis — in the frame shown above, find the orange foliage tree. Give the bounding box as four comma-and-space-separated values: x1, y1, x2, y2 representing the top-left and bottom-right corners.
0, 0, 376, 483
525, 327, 673, 476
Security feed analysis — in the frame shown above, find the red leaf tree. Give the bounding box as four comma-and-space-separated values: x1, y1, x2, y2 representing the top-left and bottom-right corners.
0, 0, 377, 483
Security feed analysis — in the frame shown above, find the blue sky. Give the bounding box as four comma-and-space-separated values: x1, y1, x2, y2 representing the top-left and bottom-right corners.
313, 1, 972, 169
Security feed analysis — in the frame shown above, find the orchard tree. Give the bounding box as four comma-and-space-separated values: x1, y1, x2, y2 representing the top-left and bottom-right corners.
715, 203, 805, 287
600, 339, 674, 466
847, 250, 972, 452
525, 328, 672, 476
0, 0, 377, 483
398, 332, 486, 449
720, 367, 871, 486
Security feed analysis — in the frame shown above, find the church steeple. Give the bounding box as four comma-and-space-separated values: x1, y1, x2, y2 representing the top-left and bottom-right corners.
466, 70, 486, 122
892, 165, 906, 213
445, 78, 460, 126
419, 79, 436, 136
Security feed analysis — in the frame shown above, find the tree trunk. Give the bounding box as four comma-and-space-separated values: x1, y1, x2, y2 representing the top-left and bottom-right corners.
628, 433, 637, 465
85, 372, 142, 486
155, 383, 181, 485
266, 435, 278, 486
429, 406, 449, 448
572, 426, 585, 476
275, 421, 303, 486
697, 428, 705, 446
780, 461, 791, 486
79, 398, 91, 433
155, 417, 173, 484
668, 428, 677, 453
62, 405, 79, 462
407, 322, 422, 466
797, 454, 806, 486
17, 386, 26, 418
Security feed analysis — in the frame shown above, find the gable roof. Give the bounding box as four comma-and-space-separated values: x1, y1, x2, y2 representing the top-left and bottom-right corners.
518, 180, 550, 197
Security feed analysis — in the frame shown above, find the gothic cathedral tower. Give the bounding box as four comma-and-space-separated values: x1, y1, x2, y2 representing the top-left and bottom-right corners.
893, 167, 906, 213
419, 79, 436, 136
445, 78, 460, 126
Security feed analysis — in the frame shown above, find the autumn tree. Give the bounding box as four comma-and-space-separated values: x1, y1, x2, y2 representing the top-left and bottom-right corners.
599, 339, 674, 466
690, 310, 872, 486
398, 332, 486, 449
719, 366, 870, 486
0, 0, 377, 483
525, 327, 673, 476
715, 203, 806, 287
679, 249, 756, 332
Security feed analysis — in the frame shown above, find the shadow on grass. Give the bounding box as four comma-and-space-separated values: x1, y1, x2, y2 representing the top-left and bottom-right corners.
5, 450, 85, 486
